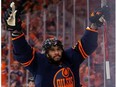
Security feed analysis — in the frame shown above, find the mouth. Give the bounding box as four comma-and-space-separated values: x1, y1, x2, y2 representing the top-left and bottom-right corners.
54, 55, 61, 61
54, 55, 61, 58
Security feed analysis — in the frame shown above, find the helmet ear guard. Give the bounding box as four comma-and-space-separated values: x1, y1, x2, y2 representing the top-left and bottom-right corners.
42, 37, 63, 53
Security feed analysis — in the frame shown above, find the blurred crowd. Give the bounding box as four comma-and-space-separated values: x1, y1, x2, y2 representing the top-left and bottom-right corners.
1, 0, 115, 87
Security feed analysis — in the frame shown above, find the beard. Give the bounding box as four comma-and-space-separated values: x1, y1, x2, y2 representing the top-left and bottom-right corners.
47, 54, 62, 65
53, 55, 62, 61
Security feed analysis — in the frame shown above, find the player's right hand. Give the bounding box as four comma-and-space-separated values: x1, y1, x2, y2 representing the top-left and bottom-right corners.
4, 2, 22, 31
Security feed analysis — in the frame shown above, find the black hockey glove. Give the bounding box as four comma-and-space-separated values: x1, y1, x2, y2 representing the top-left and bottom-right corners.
4, 2, 22, 31
89, 6, 110, 27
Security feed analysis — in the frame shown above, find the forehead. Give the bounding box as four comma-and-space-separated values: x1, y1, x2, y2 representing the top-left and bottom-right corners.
49, 46, 61, 49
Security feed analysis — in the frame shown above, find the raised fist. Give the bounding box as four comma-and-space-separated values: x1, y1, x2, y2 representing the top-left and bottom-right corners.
4, 2, 22, 31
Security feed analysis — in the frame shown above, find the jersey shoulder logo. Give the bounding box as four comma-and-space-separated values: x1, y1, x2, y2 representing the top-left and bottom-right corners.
53, 67, 75, 87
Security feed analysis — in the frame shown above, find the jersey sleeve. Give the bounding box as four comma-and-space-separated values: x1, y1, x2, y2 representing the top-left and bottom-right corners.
66, 27, 98, 65
12, 33, 38, 73
74, 27, 98, 58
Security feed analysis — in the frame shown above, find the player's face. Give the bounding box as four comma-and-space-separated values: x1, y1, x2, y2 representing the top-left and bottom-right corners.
28, 81, 35, 87
47, 46, 63, 62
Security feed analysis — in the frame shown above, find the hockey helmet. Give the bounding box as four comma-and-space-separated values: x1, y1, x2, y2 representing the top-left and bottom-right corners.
42, 37, 63, 53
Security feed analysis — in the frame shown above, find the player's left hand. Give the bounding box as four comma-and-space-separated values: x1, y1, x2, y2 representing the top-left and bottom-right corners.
89, 6, 110, 27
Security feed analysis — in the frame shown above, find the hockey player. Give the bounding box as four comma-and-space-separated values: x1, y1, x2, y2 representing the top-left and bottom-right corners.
4, 2, 108, 87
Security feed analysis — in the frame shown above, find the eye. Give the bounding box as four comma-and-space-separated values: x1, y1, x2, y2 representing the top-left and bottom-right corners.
49, 48, 55, 51
57, 48, 61, 51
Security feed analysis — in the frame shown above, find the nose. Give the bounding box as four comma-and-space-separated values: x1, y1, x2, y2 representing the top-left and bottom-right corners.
54, 50, 59, 54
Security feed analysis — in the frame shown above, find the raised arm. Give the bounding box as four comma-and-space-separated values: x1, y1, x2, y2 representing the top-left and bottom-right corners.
4, 2, 36, 69
72, 6, 109, 59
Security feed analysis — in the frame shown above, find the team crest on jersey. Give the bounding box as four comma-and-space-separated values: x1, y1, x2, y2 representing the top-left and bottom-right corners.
53, 67, 75, 87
